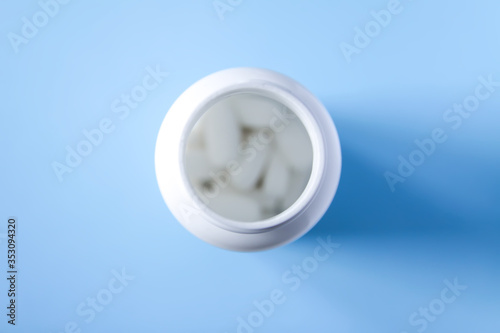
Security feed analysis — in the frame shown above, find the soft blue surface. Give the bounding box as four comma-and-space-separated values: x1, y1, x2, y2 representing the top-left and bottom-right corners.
1, 1, 499, 332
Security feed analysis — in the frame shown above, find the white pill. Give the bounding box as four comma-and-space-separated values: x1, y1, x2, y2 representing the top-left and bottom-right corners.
203, 103, 241, 168
230, 94, 282, 128
262, 154, 290, 200
248, 190, 278, 212
231, 143, 269, 191
184, 149, 210, 183
276, 119, 313, 171
207, 190, 261, 222
186, 120, 204, 150
282, 171, 310, 210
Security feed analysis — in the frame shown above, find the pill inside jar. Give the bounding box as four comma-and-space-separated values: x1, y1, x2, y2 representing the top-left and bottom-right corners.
184, 93, 313, 222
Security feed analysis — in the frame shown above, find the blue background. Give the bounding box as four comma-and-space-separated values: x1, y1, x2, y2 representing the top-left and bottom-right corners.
1, 0, 499, 332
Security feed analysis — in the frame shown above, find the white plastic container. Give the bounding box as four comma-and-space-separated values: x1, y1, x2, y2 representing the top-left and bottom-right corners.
155, 68, 341, 251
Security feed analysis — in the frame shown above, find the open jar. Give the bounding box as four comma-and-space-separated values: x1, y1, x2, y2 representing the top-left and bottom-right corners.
155, 68, 341, 251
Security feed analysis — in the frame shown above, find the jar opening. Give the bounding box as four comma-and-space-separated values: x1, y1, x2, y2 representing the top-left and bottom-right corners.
182, 91, 314, 225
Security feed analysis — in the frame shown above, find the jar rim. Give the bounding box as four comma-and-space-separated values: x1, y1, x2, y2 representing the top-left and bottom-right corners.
179, 84, 326, 233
